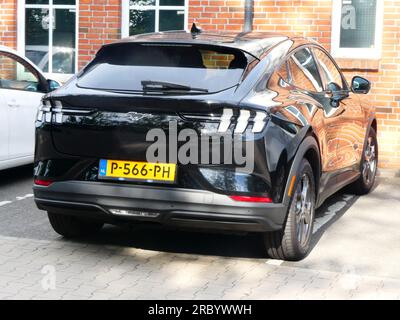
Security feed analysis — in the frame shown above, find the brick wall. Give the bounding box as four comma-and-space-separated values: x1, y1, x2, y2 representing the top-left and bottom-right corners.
0, 0, 17, 49
341, 2, 400, 168
189, 0, 400, 168
188, 0, 245, 31
78, 0, 121, 70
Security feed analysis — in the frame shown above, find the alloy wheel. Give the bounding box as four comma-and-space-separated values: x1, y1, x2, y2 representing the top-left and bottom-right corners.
293, 174, 314, 247
362, 136, 377, 185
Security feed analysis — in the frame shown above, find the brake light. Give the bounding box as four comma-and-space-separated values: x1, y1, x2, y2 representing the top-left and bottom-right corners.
229, 195, 272, 203
34, 179, 53, 187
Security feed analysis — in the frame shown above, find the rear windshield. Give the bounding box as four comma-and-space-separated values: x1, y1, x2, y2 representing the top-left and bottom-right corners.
77, 43, 249, 94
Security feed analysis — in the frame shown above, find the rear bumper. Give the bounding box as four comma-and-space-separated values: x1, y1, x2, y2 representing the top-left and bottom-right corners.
34, 181, 287, 232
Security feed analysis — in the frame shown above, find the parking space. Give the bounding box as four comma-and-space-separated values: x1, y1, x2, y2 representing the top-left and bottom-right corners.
0, 165, 399, 299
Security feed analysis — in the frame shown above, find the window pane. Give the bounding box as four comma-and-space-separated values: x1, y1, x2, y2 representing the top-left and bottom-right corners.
130, 0, 156, 6
25, 8, 49, 73
201, 51, 237, 69
160, 0, 184, 6
340, 0, 377, 48
53, 0, 76, 4
289, 48, 323, 92
78, 44, 248, 93
52, 9, 76, 74
159, 10, 185, 32
313, 49, 344, 90
0, 54, 39, 91
130, 10, 155, 35
26, 0, 49, 4
26, 1, 77, 5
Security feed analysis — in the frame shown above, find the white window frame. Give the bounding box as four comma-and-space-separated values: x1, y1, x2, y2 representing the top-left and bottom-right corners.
17, 0, 79, 82
121, 0, 188, 38
331, 0, 384, 59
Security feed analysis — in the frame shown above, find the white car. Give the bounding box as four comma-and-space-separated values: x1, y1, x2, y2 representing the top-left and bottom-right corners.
0, 45, 60, 171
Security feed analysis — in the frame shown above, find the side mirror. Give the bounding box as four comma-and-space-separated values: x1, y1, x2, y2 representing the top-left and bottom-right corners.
47, 79, 61, 92
351, 76, 370, 94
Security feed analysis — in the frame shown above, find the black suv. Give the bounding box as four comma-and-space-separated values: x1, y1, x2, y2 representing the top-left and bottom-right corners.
33, 31, 377, 261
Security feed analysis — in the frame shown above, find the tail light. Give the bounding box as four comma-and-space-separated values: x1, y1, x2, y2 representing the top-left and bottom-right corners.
36, 100, 52, 122
232, 110, 251, 133
34, 179, 53, 187
218, 108, 233, 132
37, 99, 94, 124
229, 195, 272, 203
181, 108, 268, 134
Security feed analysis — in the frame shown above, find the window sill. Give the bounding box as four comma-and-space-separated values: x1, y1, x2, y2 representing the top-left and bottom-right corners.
334, 58, 380, 71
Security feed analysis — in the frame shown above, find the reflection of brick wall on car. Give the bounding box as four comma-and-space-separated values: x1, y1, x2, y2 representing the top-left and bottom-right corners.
337, 122, 366, 155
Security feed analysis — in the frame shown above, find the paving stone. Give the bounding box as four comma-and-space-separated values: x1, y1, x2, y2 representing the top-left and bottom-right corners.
0, 231, 399, 300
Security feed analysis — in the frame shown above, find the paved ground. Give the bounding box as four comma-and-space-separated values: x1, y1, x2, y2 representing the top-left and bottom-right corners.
0, 165, 399, 299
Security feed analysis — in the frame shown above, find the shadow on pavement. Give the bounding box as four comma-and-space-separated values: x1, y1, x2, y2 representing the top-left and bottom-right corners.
309, 190, 359, 252
0, 164, 33, 187
80, 225, 268, 259
66, 183, 370, 260
305, 178, 382, 258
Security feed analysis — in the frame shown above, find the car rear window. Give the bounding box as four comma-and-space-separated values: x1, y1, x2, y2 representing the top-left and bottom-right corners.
77, 43, 249, 94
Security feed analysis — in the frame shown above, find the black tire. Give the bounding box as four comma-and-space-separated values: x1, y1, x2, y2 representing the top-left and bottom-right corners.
347, 127, 378, 195
264, 158, 316, 261
47, 212, 104, 238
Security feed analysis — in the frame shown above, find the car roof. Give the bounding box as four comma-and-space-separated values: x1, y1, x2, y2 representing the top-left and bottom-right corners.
107, 31, 306, 59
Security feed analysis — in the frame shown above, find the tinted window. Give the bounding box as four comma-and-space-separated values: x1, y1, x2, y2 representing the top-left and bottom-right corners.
313, 48, 345, 91
288, 48, 323, 92
78, 44, 248, 93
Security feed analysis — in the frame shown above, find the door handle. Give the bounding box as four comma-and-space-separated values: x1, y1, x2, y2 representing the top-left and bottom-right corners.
7, 100, 20, 108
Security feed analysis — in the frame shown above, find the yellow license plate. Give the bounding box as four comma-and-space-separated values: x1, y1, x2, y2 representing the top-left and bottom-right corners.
98, 159, 176, 183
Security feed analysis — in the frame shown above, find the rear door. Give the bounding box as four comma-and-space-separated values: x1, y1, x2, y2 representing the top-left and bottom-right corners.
0, 51, 46, 159
50, 43, 248, 160
285, 47, 340, 173
312, 47, 366, 170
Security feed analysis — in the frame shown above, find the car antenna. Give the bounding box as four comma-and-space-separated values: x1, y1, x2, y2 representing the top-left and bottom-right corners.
190, 22, 202, 38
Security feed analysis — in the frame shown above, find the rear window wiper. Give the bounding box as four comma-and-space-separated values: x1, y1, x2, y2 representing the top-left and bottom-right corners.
141, 80, 208, 93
